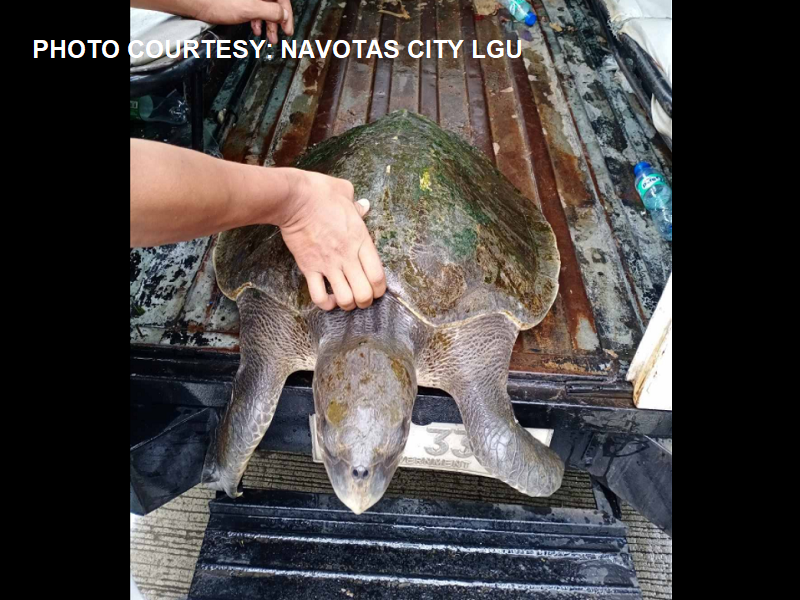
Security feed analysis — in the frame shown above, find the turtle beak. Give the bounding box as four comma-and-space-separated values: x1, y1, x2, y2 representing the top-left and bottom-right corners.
340, 490, 375, 516
323, 458, 395, 515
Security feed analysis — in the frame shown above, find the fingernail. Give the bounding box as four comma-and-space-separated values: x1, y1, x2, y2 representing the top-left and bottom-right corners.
283, 8, 289, 22
357, 198, 370, 211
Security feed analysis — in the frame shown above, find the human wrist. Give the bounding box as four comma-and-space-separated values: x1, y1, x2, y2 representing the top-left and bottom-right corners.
186, 0, 213, 21
236, 166, 305, 229
269, 167, 308, 228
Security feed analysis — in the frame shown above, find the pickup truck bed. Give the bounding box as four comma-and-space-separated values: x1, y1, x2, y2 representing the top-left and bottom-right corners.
130, 1, 672, 596
130, 0, 671, 522
131, 0, 671, 375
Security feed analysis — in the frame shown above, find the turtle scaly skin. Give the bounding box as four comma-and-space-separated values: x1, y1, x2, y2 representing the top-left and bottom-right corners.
204, 111, 563, 513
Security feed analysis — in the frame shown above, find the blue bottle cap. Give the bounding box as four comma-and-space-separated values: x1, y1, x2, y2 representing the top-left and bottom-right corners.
633, 161, 650, 177
525, 11, 538, 26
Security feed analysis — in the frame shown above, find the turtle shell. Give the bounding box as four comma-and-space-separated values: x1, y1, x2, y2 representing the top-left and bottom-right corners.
215, 111, 560, 329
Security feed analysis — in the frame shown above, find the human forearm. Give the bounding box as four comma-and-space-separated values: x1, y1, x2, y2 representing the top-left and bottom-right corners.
129, 0, 293, 41
130, 136, 386, 311
130, 139, 294, 247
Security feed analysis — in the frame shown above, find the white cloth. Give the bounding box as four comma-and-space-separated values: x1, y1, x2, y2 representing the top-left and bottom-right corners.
602, 0, 672, 23
599, 0, 672, 139
130, 8, 213, 67
620, 18, 672, 139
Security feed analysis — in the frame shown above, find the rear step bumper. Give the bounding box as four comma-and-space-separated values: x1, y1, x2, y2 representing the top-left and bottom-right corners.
188, 489, 642, 599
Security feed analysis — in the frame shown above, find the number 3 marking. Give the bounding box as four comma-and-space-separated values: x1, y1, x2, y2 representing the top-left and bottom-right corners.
424, 427, 450, 456
452, 429, 473, 458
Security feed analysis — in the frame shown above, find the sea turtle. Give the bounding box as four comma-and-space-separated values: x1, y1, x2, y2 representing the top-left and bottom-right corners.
203, 110, 563, 514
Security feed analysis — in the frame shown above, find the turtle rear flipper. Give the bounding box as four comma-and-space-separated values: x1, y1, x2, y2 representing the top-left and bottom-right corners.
201, 423, 225, 491
201, 423, 246, 497
421, 314, 564, 497
203, 289, 315, 498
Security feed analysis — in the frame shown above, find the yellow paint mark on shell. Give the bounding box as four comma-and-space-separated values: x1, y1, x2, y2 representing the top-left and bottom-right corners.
419, 170, 432, 192
326, 400, 347, 426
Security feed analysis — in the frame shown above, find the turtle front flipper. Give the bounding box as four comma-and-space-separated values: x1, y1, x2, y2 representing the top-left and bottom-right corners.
202, 288, 315, 498
420, 314, 564, 497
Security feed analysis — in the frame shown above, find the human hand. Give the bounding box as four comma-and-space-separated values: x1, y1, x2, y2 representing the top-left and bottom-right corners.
278, 169, 387, 311
194, 0, 294, 43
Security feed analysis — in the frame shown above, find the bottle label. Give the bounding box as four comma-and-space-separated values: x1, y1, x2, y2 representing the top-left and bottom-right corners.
505, 0, 528, 21
636, 173, 665, 197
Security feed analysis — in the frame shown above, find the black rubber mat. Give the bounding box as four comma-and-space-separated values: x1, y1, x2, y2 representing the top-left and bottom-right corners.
188, 489, 642, 599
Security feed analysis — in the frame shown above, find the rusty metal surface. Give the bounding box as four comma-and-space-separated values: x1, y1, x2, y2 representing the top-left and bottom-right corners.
220, 0, 318, 164
130, 0, 672, 382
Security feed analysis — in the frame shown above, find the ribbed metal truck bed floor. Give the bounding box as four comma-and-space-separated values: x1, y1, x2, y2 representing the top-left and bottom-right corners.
188, 489, 642, 599
131, 0, 673, 380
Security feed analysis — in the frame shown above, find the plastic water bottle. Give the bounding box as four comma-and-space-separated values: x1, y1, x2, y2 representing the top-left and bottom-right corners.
497, 0, 538, 25
634, 161, 672, 241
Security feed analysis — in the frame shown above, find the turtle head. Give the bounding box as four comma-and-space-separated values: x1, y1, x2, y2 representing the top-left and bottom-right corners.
314, 339, 416, 514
